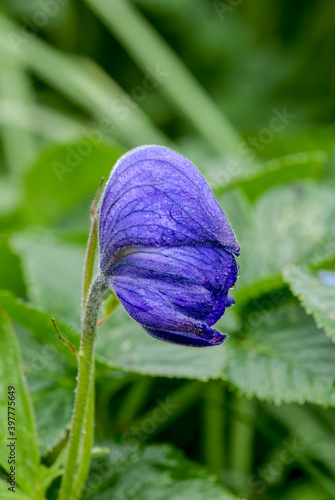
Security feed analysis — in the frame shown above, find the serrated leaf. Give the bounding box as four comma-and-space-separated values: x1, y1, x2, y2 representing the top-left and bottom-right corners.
11, 231, 335, 407
0, 291, 79, 363
221, 182, 335, 296
10, 233, 230, 381
283, 265, 335, 341
96, 307, 229, 380
16, 326, 76, 455
0, 310, 39, 494
84, 442, 241, 500
0, 292, 77, 454
227, 302, 335, 406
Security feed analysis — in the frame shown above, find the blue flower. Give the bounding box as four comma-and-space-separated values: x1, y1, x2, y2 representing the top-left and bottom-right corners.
99, 146, 239, 347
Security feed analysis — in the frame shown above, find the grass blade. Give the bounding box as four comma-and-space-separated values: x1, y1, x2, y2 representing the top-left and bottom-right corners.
85, 0, 243, 156
0, 14, 169, 149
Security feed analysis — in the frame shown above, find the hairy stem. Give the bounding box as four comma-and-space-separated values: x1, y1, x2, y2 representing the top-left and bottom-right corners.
82, 221, 98, 311
58, 273, 108, 500
71, 380, 95, 496
82, 177, 104, 312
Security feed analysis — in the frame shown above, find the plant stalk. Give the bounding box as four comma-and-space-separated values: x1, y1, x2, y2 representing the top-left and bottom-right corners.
204, 381, 226, 477
58, 273, 107, 500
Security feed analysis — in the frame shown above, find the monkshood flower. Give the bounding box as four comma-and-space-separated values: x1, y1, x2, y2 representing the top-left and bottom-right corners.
99, 146, 239, 347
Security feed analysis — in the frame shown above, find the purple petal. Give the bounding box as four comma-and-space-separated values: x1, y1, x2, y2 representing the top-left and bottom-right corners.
143, 326, 226, 347
106, 273, 227, 347
99, 146, 239, 272
108, 245, 237, 324
98, 145, 239, 347
104, 245, 237, 346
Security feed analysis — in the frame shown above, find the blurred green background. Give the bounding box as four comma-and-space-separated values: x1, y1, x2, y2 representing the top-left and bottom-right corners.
0, 1, 335, 499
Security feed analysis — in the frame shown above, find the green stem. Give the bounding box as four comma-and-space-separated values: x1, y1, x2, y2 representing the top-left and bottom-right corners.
203, 381, 225, 477
95, 375, 133, 439
58, 273, 108, 500
115, 376, 153, 431
129, 381, 202, 441
82, 177, 104, 312
82, 217, 98, 311
71, 380, 95, 496
229, 395, 255, 492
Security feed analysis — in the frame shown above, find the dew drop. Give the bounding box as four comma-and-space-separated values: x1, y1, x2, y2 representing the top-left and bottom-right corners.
318, 270, 335, 287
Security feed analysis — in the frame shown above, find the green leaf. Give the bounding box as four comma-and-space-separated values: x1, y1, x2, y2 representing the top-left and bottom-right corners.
11, 232, 85, 330
16, 327, 76, 455
221, 182, 335, 296
0, 480, 30, 499
13, 229, 335, 400
0, 291, 79, 361
0, 292, 77, 454
11, 233, 230, 381
84, 442, 241, 500
0, 236, 26, 296
277, 482, 331, 500
227, 302, 335, 406
283, 265, 335, 342
0, 177, 22, 217
0, 310, 39, 494
96, 307, 229, 380
21, 141, 123, 225
211, 151, 327, 200
264, 403, 335, 479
